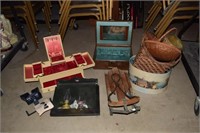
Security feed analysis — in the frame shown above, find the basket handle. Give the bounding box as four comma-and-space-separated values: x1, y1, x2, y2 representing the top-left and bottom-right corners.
158, 27, 177, 42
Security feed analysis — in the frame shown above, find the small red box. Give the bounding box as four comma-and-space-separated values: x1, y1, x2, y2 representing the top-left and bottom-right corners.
73, 53, 87, 66
32, 62, 43, 77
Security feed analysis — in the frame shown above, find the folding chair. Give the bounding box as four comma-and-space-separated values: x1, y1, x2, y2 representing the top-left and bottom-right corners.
58, 0, 104, 40
155, 1, 199, 37
144, 1, 162, 31
144, 0, 176, 31
1, 1, 52, 49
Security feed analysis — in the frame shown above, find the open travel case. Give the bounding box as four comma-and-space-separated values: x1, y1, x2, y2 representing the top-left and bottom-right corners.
93, 21, 133, 70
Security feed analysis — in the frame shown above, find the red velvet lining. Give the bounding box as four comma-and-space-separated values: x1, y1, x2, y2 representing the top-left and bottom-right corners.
25, 66, 33, 78
83, 54, 93, 65
51, 55, 64, 62
33, 63, 42, 75
43, 73, 83, 88
43, 61, 78, 76
74, 54, 86, 65
46, 39, 65, 62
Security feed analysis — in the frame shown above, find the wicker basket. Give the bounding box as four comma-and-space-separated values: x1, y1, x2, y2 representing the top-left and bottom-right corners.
133, 28, 181, 74
144, 28, 181, 62
145, 40, 181, 62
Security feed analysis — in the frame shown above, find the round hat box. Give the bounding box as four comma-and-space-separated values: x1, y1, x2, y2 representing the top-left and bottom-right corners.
129, 56, 171, 94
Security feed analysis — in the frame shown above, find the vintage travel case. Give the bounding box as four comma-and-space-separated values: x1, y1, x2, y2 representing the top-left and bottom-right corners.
93, 21, 133, 70
50, 78, 100, 116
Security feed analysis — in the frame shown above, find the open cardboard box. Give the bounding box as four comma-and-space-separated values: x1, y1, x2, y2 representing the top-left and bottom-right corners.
23, 35, 95, 93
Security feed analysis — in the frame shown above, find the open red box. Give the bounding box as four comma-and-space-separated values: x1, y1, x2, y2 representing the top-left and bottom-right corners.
23, 35, 95, 93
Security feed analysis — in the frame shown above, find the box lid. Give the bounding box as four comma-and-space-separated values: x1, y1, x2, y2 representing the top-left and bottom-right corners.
96, 21, 133, 46
50, 78, 100, 116
43, 35, 65, 64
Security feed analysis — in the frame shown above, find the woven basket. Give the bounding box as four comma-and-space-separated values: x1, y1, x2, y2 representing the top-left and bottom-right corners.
145, 40, 181, 62
144, 28, 181, 62
133, 28, 181, 73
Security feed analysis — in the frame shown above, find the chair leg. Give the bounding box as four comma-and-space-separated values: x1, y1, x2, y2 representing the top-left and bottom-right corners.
155, 18, 173, 38
144, 4, 162, 31
59, 10, 70, 37
60, 16, 71, 40
42, 7, 51, 33
144, 1, 162, 30
58, 0, 103, 39
24, 1, 39, 32
99, 7, 103, 20
58, 1, 71, 36
69, 18, 76, 29
147, 1, 158, 15
44, 1, 52, 22
58, 1, 71, 25
24, 16, 39, 49
101, 0, 106, 20
109, 0, 113, 20
58, 1, 71, 29
106, 0, 109, 20
154, 1, 180, 31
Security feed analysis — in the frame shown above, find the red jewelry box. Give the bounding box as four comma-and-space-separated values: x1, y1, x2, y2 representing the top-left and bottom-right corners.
23, 35, 95, 93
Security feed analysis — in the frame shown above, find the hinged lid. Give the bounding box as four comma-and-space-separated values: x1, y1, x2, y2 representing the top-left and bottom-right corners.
43, 35, 65, 64
50, 78, 100, 116
96, 21, 133, 46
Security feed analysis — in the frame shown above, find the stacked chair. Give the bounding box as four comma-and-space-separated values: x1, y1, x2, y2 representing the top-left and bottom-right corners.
58, 0, 113, 40
144, 0, 199, 38
154, 1, 199, 38
101, 0, 113, 20
144, 1, 163, 31
1, 1, 51, 49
